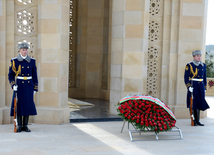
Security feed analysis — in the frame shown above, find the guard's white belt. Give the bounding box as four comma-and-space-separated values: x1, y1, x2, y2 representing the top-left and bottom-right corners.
17, 76, 32, 80
191, 78, 203, 82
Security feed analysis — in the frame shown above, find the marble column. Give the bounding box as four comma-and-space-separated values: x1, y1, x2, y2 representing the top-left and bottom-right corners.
0, 0, 6, 124
36, 0, 70, 124
110, 0, 150, 114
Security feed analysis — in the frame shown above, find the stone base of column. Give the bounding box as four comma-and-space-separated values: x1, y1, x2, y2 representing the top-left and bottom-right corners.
170, 106, 207, 119
0, 107, 11, 125
33, 107, 70, 125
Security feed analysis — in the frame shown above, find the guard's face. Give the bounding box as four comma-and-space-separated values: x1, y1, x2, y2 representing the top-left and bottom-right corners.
193, 54, 201, 62
19, 48, 28, 57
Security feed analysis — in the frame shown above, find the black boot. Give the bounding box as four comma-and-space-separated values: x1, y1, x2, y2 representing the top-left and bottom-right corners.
22, 116, 31, 132
17, 116, 22, 132
193, 110, 197, 126
196, 109, 204, 126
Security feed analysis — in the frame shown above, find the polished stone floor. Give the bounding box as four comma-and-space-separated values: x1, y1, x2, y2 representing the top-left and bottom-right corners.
69, 96, 214, 122
69, 98, 122, 122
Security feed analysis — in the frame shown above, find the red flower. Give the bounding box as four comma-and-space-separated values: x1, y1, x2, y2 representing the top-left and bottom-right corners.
120, 110, 124, 114
121, 105, 125, 109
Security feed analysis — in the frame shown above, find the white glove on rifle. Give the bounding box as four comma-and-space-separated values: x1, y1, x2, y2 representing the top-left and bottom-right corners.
34, 91, 36, 95
189, 87, 193, 92
13, 85, 18, 91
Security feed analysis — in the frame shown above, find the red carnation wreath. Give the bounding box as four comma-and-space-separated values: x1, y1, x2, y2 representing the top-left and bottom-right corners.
117, 95, 176, 133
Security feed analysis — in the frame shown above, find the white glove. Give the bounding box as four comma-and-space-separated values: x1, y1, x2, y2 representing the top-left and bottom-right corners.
13, 85, 18, 91
189, 87, 193, 92
34, 91, 36, 95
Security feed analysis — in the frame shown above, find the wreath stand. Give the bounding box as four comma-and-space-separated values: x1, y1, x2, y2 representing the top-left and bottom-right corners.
121, 120, 183, 141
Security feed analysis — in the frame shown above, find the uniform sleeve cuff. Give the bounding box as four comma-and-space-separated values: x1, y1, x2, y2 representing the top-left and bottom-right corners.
10, 81, 15, 89
186, 83, 192, 88
34, 85, 38, 91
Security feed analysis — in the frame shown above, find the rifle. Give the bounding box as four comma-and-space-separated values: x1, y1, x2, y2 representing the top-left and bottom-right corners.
14, 90, 18, 133
190, 95, 194, 126
190, 80, 194, 126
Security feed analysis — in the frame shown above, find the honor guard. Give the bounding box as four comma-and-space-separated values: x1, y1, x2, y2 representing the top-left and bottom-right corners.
184, 50, 209, 126
8, 42, 38, 132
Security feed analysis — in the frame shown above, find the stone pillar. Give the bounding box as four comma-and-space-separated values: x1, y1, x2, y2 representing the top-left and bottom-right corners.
160, 0, 208, 118
160, 0, 182, 116
110, 0, 150, 114
176, 0, 208, 118
0, 0, 15, 124
36, 0, 70, 124
0, 0, 6, 124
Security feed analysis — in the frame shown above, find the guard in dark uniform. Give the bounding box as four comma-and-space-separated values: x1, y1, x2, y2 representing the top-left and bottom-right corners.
184, 50, 209, 126
8, 43, 38, 132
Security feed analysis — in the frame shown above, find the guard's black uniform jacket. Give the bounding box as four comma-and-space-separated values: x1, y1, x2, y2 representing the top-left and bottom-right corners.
184, 61, 209, 111
8, 54, 38, 116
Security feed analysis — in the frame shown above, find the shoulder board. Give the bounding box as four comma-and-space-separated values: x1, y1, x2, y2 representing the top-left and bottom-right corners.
11, 57, 17, 60
31, 58, 36, 60
187, 61, 193, 65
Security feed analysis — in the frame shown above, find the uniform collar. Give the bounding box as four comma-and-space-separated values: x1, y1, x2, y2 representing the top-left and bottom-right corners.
17, 54, 31, 63
192, 59, 204, 67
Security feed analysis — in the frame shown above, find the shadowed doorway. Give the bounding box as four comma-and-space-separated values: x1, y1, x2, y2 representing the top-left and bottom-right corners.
68, 0, 120, 122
